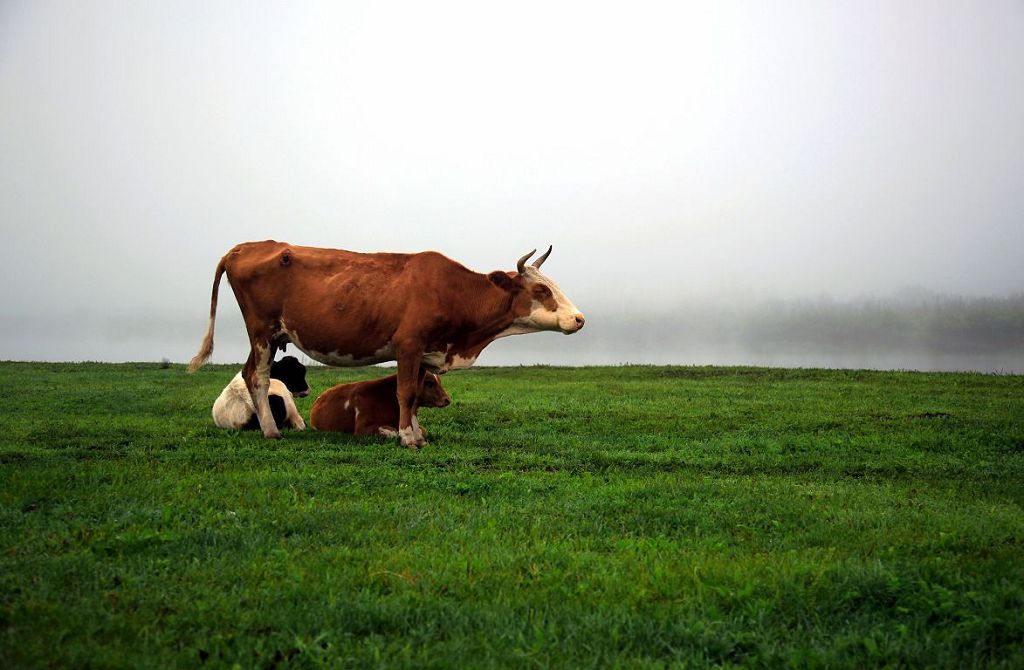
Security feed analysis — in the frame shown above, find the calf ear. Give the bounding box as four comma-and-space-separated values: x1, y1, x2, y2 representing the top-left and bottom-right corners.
488, 271, 522, 292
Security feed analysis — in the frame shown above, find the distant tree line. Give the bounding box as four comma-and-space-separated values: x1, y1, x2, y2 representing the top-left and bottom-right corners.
739, 292, 1024, 354
613, 291, 1024, 356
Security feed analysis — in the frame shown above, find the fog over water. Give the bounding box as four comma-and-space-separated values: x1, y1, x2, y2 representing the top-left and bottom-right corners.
2, 2, 1022, 372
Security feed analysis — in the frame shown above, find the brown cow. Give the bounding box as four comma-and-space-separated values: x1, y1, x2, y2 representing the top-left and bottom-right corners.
310, 372, 450, 436
187, 241, 584, 447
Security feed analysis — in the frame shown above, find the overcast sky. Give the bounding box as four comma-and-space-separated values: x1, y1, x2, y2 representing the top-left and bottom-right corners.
1, 1, 1022, 365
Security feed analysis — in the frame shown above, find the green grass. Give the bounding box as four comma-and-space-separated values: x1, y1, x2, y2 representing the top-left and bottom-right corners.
1, 362, 1022, 668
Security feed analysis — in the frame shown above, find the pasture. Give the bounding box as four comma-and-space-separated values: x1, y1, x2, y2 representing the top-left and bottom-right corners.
1, 362, 1022, 668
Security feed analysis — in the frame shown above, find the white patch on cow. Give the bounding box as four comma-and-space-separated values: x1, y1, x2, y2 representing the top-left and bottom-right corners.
411, 415, 423, 442
302, 343, 396, 367
344, 399, 351, 411
494, 322, 543, 339
354, 406, 361, 423
422, 345, 476, 373
280, 321, 396, 367
378, 427, 399, 438
449, 354, 477, 369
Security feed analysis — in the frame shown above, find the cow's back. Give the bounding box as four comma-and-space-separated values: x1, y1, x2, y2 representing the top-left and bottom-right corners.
223, 240, 405, 310
222, 241, 457, 363
310, 384, 358, 432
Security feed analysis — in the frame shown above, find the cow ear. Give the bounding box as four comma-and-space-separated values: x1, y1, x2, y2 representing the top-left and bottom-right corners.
488, 271, 521, 292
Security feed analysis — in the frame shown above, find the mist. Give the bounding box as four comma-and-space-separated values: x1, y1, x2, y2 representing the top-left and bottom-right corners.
7, 289, 1022, 374
1, 1, 1022, 372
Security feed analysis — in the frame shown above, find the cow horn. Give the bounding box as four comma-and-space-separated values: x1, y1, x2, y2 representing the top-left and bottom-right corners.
532, 245, 552, 269
516, 249, 536, 274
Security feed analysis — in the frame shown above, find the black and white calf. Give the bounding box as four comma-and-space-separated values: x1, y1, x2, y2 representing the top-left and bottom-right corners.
212, 356, 310, 430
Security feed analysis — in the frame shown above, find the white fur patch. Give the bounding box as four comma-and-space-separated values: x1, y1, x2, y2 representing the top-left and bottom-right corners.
495, 322, 543, 339
301, 344, 396, 367
422, 346, 476, 373
281, 322, 396, 366
449, 354, 478, 369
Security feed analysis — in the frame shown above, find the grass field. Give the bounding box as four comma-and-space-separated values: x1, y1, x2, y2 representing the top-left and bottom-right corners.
1, 362, 1022, 668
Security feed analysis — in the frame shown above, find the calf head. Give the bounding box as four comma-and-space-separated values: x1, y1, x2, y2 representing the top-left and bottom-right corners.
270, 356, 310, 397
419, 372, 451, 407
489, 246, 585, 335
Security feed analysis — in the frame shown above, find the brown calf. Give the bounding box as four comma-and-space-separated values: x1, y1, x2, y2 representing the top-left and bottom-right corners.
310, 372, 450, 436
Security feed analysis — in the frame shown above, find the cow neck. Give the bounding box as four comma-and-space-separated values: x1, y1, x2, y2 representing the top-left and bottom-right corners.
447, 271, 530, 356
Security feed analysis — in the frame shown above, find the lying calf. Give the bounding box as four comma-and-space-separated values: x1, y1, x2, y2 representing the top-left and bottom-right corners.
213, 355, 310, 430
310, 372, 450, 438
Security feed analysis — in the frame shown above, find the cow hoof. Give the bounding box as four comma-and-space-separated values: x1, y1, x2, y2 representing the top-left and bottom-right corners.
263, 429, 283, 439
399, 426, 423, 449
400, 437, 427, 449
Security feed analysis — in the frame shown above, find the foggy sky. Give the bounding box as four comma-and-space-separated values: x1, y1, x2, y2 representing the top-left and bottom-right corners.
1, 1, 1022, 366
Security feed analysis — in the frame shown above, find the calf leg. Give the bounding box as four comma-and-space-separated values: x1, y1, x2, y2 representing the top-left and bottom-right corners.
282, 392, 306, 430
243, 342, 281, 439
354, 411, 383, 437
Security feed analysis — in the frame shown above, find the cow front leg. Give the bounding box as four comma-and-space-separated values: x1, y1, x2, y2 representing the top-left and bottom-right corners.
395, 353, 427, 448
243, 342, 281, 439
354, 411, 384, 437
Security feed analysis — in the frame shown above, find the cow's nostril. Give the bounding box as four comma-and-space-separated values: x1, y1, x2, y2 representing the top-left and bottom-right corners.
575, 314, 585, 329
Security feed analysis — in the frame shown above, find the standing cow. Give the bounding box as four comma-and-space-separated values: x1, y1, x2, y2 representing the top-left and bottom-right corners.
188, 241, 584, 447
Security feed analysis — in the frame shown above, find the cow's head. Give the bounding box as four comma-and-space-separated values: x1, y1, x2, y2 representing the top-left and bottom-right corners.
270, 355, 310, 398
420, 372, 451, 408
489, 246, 585, 335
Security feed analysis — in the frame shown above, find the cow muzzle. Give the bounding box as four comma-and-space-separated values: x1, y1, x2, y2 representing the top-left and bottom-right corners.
561, 313, 586, 334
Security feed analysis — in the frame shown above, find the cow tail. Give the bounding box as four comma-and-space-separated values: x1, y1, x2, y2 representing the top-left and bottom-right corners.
188, 256, 227, 372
